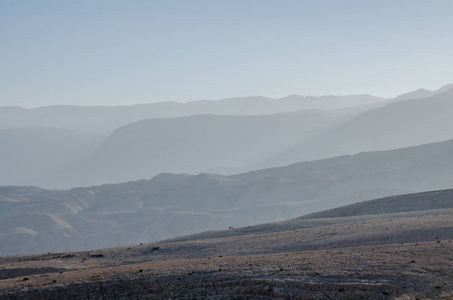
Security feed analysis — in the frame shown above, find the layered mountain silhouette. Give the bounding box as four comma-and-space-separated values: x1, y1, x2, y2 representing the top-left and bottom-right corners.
0, 94, 385, 136
0, 94, 388, 188
261, 85, 453, 168
2, 85, 452, 188
392, 82, 453, 101
43, 84, 453, 188
46, 110, 349, 188
2, 137, 453, 255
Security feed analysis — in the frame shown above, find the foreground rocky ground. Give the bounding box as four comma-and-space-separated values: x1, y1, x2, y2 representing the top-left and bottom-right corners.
1, 190, 453, 299
1, 241, 453, 299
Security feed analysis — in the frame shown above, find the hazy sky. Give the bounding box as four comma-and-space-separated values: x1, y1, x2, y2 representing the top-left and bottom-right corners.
1, 0, 453, 107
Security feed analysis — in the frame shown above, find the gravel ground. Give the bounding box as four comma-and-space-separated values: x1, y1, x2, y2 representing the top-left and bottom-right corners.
1, 208, 453, 299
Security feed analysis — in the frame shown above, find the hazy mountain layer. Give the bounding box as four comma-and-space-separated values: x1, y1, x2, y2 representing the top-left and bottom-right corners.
392, 82, 453, 101
0, 94, 385, 135
2, 85, 450, 189
262, 85, 453, 168
17, 85, 452, 189
47, 110, 349, 188
2, 138, 453, 255
0, 127, 101, 186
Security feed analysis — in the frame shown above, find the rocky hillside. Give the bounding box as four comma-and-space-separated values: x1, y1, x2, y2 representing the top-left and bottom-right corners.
1, 189, 452, 299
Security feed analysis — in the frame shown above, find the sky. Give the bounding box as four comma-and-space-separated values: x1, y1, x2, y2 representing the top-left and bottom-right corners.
1, 0, 453, 108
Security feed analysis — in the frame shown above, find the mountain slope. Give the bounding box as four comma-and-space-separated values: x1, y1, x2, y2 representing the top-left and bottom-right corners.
262, 85, 453, 168
46, 110, 349, 188
303, 189, 453, 219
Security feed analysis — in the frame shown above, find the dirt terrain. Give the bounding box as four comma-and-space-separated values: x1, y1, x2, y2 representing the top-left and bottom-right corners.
1, 190, 453, 299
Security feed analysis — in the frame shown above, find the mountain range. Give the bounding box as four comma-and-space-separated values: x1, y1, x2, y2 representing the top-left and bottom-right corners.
45, 110, 349, 187
2, 136, 453, 256
2, 84, 452, 188
0, 94, 385, 136
0, 94, 385, 188
260, 85, 453, 168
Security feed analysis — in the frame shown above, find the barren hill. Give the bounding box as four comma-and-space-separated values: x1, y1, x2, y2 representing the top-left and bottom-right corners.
1, 189, 452, 299
304, 189, 453, 219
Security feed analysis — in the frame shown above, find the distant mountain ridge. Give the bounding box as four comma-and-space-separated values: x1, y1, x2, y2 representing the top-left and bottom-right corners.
261, 84, 453, 168
0, 93, 387, 188
32, 85, 453, 188
45, 110, 349, 188
393, 82, 453, 101
2, 83, 451, 136
0, 94, 386, 135
1, 84, 452, 188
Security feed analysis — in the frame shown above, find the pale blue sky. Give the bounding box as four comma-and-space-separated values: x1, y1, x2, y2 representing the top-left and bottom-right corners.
1, 0, 453, 107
